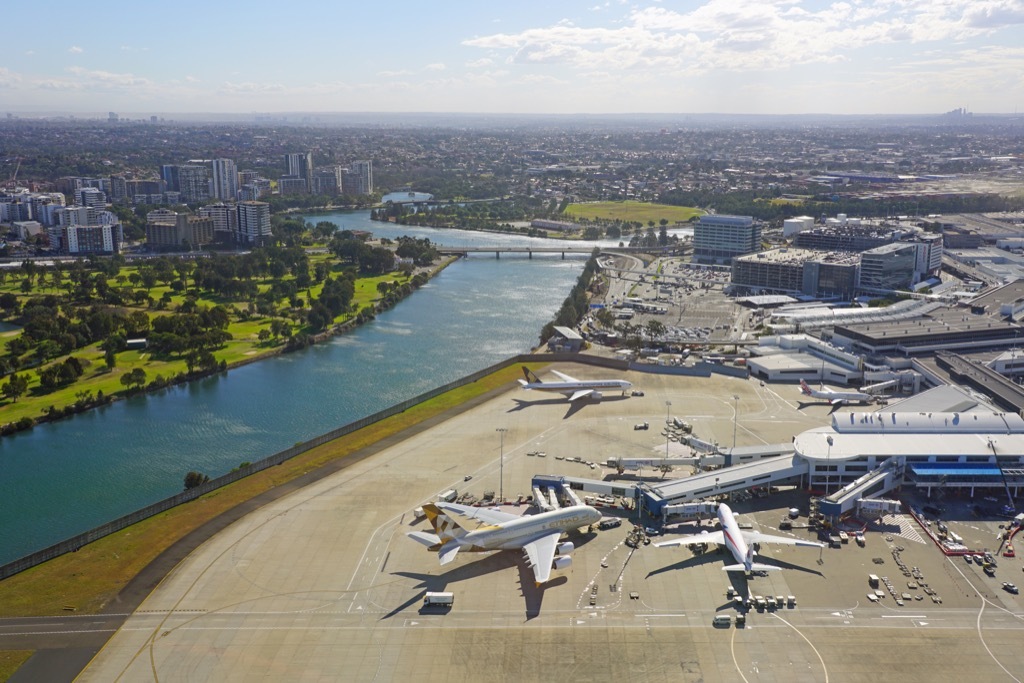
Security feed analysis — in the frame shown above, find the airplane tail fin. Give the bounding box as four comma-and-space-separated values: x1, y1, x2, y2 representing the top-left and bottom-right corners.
422, 503, 468, 541
799, 379, 812, 395
521, 366, 542, 384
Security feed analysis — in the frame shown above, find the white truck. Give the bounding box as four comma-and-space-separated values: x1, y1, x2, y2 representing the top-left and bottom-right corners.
423, 592, 454, 608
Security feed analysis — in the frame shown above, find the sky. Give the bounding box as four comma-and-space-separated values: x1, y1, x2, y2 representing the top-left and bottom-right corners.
3, 0, 1023, 116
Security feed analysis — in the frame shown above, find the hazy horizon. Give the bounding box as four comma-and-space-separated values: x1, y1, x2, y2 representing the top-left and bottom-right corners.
4, 1, 1023, 116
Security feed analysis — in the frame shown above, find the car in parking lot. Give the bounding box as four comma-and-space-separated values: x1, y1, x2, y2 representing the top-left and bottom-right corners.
644, 526, 660, 536
1003, 582, 1019, 594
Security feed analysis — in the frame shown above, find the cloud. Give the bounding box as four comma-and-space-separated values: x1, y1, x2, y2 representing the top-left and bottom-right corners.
466, 58, 493, 68
424, 63, 446, 71
220, 81, 286, 94
68, 46, 83, 54
67, 66, 152, 88
0, 67, 23, 87
462, 0, 1024, 74
378, 69, 414, 78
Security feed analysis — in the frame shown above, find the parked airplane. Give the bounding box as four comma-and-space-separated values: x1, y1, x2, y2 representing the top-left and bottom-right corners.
408, 502, 601, 584
517, 366, 632, 402
799, 379, 875, 406
654, 503, 823, 572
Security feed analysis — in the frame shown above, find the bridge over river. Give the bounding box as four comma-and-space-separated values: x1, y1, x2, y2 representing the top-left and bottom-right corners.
437, 245, 675, 258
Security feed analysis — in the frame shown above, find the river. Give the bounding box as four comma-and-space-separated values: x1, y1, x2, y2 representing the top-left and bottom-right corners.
0, 210, 602, 565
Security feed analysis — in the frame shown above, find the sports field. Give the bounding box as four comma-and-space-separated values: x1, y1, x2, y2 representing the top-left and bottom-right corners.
563, 200, 703, 224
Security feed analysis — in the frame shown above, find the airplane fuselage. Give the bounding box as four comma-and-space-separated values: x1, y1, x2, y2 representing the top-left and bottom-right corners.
523, 379, 632, 396
457, 505, 601, 552
717, 503, 752, 570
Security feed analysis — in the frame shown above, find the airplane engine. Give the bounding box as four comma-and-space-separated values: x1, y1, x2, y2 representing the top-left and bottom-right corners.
591, 391, 603, 400
556, 542, 575, 555
552, 556, 573, 570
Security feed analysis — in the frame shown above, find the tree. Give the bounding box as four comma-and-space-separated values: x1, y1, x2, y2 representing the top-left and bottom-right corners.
183, 471, 209, 490
120, 368, 147, 391
2, 373, 29, 402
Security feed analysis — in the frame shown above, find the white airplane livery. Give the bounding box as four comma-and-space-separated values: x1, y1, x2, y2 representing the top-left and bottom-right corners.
517, 366, 632, 402
408, 502, 602, 584
799, 379, 875, 406
654, 503, 823, 572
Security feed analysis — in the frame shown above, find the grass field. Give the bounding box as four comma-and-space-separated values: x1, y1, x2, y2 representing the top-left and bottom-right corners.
563, 201, 703, 225
0, 362, 528, 619
0, 652, 32, 683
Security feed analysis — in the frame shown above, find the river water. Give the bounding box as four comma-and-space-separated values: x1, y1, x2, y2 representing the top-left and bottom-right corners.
0, 210, 598, 565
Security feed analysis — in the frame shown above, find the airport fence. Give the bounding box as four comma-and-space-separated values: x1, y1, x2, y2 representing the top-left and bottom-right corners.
0, 352, 620, 580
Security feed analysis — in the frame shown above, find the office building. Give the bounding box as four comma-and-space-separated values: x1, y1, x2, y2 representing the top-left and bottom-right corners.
693, 214, 760, 264
236, 201, 271, 245
211, 159, 239, 201
859, 242, 918, 290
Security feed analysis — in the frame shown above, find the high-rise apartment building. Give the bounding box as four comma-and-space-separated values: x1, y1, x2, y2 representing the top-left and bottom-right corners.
160, 165, 180, 192
177, 165, 212, 203
236, 201, 272, 245
350, 160, 373, 194
211, 158, 239, 201
198, 202, 239, 235
284, 152, 313, 191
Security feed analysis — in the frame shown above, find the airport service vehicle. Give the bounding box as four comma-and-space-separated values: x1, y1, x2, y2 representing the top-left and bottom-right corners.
634, 422, 649, 430
1003, 582, 1019, 594
407, 502, 601, 584
423, 592, 454, 607
517, 366, 632, 402
798, 379, 876, 406
598, 518, 622, 530
655, 503, 824, 572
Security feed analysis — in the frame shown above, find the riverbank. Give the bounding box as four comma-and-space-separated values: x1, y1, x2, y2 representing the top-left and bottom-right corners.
0, 254, 459, 438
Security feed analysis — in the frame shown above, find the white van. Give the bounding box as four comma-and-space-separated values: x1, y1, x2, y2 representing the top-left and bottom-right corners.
712, 614, 732, 627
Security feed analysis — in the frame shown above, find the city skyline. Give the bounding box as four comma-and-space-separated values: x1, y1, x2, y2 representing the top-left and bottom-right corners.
2, 0, 1024, 116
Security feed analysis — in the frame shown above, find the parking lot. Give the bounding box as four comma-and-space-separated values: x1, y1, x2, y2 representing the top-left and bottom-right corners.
77, 365, 1024, 682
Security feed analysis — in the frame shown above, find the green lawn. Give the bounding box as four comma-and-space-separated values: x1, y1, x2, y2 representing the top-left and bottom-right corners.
563, 201, 703, 225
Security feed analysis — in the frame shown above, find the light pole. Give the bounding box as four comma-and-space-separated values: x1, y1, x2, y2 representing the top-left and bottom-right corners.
496, 428, 507, 502
665, 400, 672, 459
825, 435, 833, 496
731, 394, 739, 450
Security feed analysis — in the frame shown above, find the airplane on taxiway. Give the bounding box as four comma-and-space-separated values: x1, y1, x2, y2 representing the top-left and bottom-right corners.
799, 379, 876, 406
407, 501, 601, 584
654, 502, 823, 572
517, 366, 632, 402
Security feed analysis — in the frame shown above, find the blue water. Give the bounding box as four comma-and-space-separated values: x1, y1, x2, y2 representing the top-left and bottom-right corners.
0, 212, 591, 564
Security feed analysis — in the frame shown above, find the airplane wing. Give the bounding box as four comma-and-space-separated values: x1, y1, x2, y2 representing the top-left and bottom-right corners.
522, 531, 561, 584
829, 398, 844, 406
435, 501, 519, 526
654, 530, 725, 548
551, 369, 579, 383
567, 389, 595, 402
743, 531, 824, 548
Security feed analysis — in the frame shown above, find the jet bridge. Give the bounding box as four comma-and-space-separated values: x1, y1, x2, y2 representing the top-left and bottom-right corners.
644, 452, 809, 519
818, 460, 902, 518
